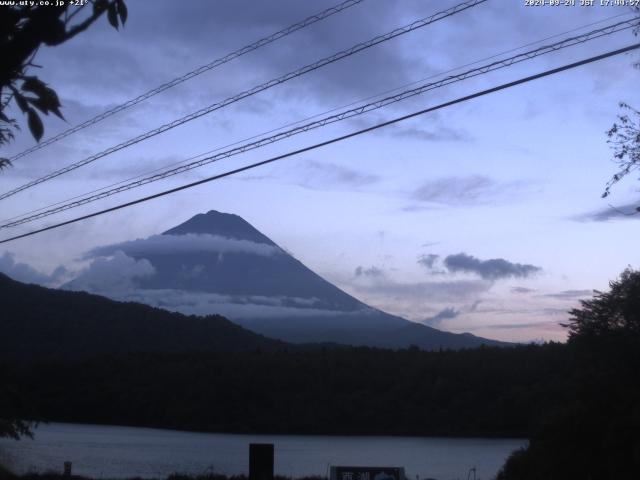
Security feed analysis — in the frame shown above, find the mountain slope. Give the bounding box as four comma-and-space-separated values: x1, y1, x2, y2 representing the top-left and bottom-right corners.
163, 211, 276, 244
0, 273, 285, 359
64, 210, 507, 350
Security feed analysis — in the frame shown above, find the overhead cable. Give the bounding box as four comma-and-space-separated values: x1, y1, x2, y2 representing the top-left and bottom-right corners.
1, 42, 637, 245
5, 9, 632, 226
7, 0, 366, 162
2, 17, 637, 230
0, 0, 487, 202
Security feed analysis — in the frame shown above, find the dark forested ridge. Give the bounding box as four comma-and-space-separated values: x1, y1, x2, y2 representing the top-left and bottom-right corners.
0, 273, 286, 358
0, 343, 571, 438
3, 335, 638, 478
0, 266, 502, 358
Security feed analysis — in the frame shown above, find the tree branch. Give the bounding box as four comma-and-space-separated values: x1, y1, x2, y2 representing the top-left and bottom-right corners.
52, 1, 118, 45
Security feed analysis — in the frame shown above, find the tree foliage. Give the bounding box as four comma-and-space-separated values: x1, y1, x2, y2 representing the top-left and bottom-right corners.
564, 268, 640, 339
603, 103, 640, 202
0, 375, 34, 440
0, 419, 33, 441
0, 0, 128, 168
498, 268, 640, 479
602, 7, 640, 202
1, 344, 571, 438
0, 2, 129, 436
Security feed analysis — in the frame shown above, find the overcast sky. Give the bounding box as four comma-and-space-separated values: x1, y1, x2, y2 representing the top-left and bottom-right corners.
1, 0, 639, 342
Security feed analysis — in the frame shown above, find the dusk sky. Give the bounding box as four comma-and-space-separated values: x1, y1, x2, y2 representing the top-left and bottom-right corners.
1, 0, 639, 343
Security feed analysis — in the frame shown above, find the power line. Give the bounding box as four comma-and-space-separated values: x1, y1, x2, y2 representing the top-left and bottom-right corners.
7, 11, 633, 230
2, 17, 636, 230
4, 10, 633, 226
8, 0, 366, 162
0, 0, 487, 202
1, 42, 637, 245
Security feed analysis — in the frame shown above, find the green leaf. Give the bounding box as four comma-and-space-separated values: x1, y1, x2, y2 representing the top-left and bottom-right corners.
0, 158, 12, 171
21, 76, 48, 97
49, 104, 65, 120
116, 0, 128, 25
14, 93, 29, 113
27, 109, 44, 142
26, 96, 50, 115
21, 81, 65, 120
93, 0, 109, 15
41, 87, 64, 119
107, 3, 119, 29
44, 87, 61, 107
41, 18, 66, 45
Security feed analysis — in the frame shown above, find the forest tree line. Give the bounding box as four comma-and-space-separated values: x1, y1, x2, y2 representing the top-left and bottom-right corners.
1, 269, 639, 480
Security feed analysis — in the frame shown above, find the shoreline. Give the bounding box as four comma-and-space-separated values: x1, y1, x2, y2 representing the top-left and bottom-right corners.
0, 423, 523, 480
16, 421, 529, 442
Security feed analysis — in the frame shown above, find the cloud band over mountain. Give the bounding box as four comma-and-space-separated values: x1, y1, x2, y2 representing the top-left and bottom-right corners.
86, 233, 283, 259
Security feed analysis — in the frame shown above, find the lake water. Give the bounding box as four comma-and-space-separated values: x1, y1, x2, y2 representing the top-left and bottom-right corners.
0, 423, 525, 480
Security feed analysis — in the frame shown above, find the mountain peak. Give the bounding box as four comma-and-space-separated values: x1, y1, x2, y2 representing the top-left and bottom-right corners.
163, 210, 275, 245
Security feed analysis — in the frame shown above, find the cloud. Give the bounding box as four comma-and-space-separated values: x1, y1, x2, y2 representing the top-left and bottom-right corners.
66, 285, 366, 320
421, 241, 440, 248
180, 264, 206, 280
65, 251, 155, 293
293, 160, 379, 190
469, 299, 482, 312
511, 286, 536, 294
573, 202, 640, 222
473, 306, 569, 317
476, 320, 563, 331
0, 252, 68, 287
86, 233, 282, 259
355, 277, 492, 302
410, 175, 532, 207
542, 289, 592, 299
392, 126, 472, 143
346, 271, 493, 327
423, 306, 460, 327
443, 253, 541, 280
417, 253, 440, 269
414, 251, 542, 281
58, 0, 416, 106
354, 265, 386, 278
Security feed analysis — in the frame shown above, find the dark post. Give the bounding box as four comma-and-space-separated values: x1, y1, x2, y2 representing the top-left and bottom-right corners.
249, 443, 274, 480
63, 462, 72, 477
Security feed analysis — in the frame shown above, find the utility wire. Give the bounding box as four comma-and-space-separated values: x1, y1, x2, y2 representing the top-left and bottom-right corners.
1, 43, 637, 245
2, 17, 636, 230
4, 10, 633, 226
7, 0, 366, 162
0, 0, 487, 202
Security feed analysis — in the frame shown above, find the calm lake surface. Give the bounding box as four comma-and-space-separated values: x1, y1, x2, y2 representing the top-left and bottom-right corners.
0, 423, 526, 480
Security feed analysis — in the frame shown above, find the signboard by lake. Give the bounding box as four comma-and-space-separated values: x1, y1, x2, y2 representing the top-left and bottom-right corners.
331, 466, 405, 480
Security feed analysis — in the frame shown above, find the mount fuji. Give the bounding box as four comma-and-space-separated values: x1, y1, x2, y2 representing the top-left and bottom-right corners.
64, 210, 505, 350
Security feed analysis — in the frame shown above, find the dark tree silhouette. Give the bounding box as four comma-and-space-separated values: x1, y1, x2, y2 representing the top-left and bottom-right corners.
603, 104, 640, 204
0, 419, 33, 441
602, 7, 640, 204
498, 268, 640, 480
0, 1, 127, 439
0, 363, 35, 440
0, 0, 128, 169
564, 268, 640, 339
